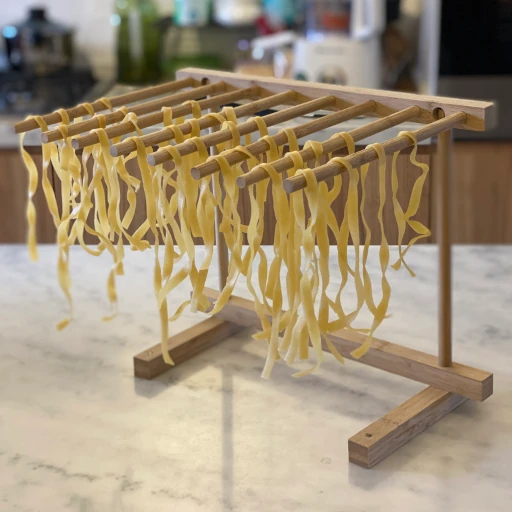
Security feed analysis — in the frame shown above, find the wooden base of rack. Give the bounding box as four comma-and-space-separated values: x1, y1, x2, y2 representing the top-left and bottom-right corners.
134, 316, 244, 379
133, 288, 493, 467
348, 386, 467, 468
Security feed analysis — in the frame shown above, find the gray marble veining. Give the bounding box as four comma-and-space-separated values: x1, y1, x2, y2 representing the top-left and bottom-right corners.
0, 245, 511, 511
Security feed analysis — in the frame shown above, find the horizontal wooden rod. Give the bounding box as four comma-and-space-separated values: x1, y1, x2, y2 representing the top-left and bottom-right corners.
201, 287, 493, 402
283, 111, 467, 193
76, 86, 257, 153
14, 77, 196, 134
237, 105, 420, 188
147, 95, 337, 166
191, 100, 377, 180
177, 67, 496, 131
49, 82, 224, 147
110, 89, 295, 157
45, 81, 222, 145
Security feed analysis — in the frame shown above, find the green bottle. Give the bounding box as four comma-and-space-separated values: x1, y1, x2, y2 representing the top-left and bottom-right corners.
114, 0, 167, 85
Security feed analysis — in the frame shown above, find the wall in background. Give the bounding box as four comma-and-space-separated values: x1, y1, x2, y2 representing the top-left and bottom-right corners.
0, 0, 174, 78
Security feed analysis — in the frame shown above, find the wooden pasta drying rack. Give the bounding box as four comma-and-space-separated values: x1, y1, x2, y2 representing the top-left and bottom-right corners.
17, 68, 496, 469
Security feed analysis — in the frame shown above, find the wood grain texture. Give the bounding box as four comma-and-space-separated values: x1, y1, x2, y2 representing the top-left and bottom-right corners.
436, 129, 453, 366
176, 68, 496, 131
202, 287, 493, 401
133, 317, 244, 379
0, 150, 57, 243
433, 141, 512, 244
348, 386, 467, 468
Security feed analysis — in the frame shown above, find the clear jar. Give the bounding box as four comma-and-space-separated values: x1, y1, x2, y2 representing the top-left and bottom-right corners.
113, 0, 163, 85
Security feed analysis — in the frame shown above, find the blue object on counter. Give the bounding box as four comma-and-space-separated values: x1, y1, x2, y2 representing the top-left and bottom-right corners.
263, 0, 297, 26
174, 0, 211, 27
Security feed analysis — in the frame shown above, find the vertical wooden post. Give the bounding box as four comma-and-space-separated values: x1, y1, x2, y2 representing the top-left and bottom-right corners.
209, 106, 229, 290
437, 125, 453, 367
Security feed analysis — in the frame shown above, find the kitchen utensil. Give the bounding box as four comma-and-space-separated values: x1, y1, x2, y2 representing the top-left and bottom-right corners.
2, 7, 74, 76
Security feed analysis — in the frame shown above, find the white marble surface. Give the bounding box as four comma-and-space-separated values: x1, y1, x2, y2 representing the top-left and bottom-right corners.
0, 244, 511, 511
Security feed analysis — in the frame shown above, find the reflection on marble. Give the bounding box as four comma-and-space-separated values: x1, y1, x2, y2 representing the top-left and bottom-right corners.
0, 245, 511, 511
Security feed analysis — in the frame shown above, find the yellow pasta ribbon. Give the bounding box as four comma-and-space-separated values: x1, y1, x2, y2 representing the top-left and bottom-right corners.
391, 131, 432, 275
351, 143, 391, 358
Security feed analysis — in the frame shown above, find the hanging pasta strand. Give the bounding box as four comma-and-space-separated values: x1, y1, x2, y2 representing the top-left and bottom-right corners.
391, 131, 432, 276
19, 77, 438, 379
351, 143, 391, 358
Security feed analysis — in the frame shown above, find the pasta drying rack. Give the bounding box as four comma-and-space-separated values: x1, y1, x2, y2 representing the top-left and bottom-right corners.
17, 68, 496, 469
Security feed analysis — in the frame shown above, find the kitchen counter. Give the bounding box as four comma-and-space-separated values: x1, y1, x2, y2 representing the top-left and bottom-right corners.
1, 245, 511, 511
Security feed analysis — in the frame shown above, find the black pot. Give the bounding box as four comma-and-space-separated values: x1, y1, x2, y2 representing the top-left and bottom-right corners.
2, 7, 74, 76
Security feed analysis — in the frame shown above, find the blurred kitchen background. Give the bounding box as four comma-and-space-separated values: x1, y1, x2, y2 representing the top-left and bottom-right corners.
1, 0, 511, 244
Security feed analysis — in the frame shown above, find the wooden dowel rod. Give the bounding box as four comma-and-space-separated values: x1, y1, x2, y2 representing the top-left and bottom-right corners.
110, 89, 295, 157
437, 123, 453, 367
44, 82, 224, 145
14, 77, 196, 134
191, 100, 377, 179
147, 95, 337, 166
238, 106, 421, 188
283, 111, 467, 193
209, 104, 230, 290
73, 85, 256, 152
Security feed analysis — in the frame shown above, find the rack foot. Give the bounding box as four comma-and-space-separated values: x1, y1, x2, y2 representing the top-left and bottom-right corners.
134, 317, 244, 380
348, 386, 467, 468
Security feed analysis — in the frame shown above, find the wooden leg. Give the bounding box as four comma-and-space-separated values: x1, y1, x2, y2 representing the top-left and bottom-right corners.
134, 317, 244, 380
348, 386, 467, 468
437, 126, 453, 367
201, 288, 493, 401
209, 105, 229, 290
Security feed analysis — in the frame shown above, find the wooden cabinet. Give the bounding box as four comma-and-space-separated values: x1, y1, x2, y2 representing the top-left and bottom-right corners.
0, 149, 57, 244
0, 141, 510, 245
449, 141, 512, 243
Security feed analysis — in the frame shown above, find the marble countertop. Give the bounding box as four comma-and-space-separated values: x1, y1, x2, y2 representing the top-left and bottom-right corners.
1, 245, 511, 511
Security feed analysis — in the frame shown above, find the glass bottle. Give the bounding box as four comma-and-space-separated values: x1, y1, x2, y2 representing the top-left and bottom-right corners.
113, 0, 164, 85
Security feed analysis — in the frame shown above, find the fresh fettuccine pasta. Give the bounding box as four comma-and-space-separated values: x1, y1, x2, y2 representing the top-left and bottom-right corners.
22, 98, 431, 379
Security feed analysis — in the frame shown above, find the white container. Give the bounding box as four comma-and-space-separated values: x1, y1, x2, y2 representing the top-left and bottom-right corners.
174, 0, 210, 27
293, 35, 382, 88
213, 0, 261, 26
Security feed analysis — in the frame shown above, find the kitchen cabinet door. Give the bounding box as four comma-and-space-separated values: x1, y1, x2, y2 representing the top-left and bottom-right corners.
447, 141, 512, 243
0, 149, 57, 244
